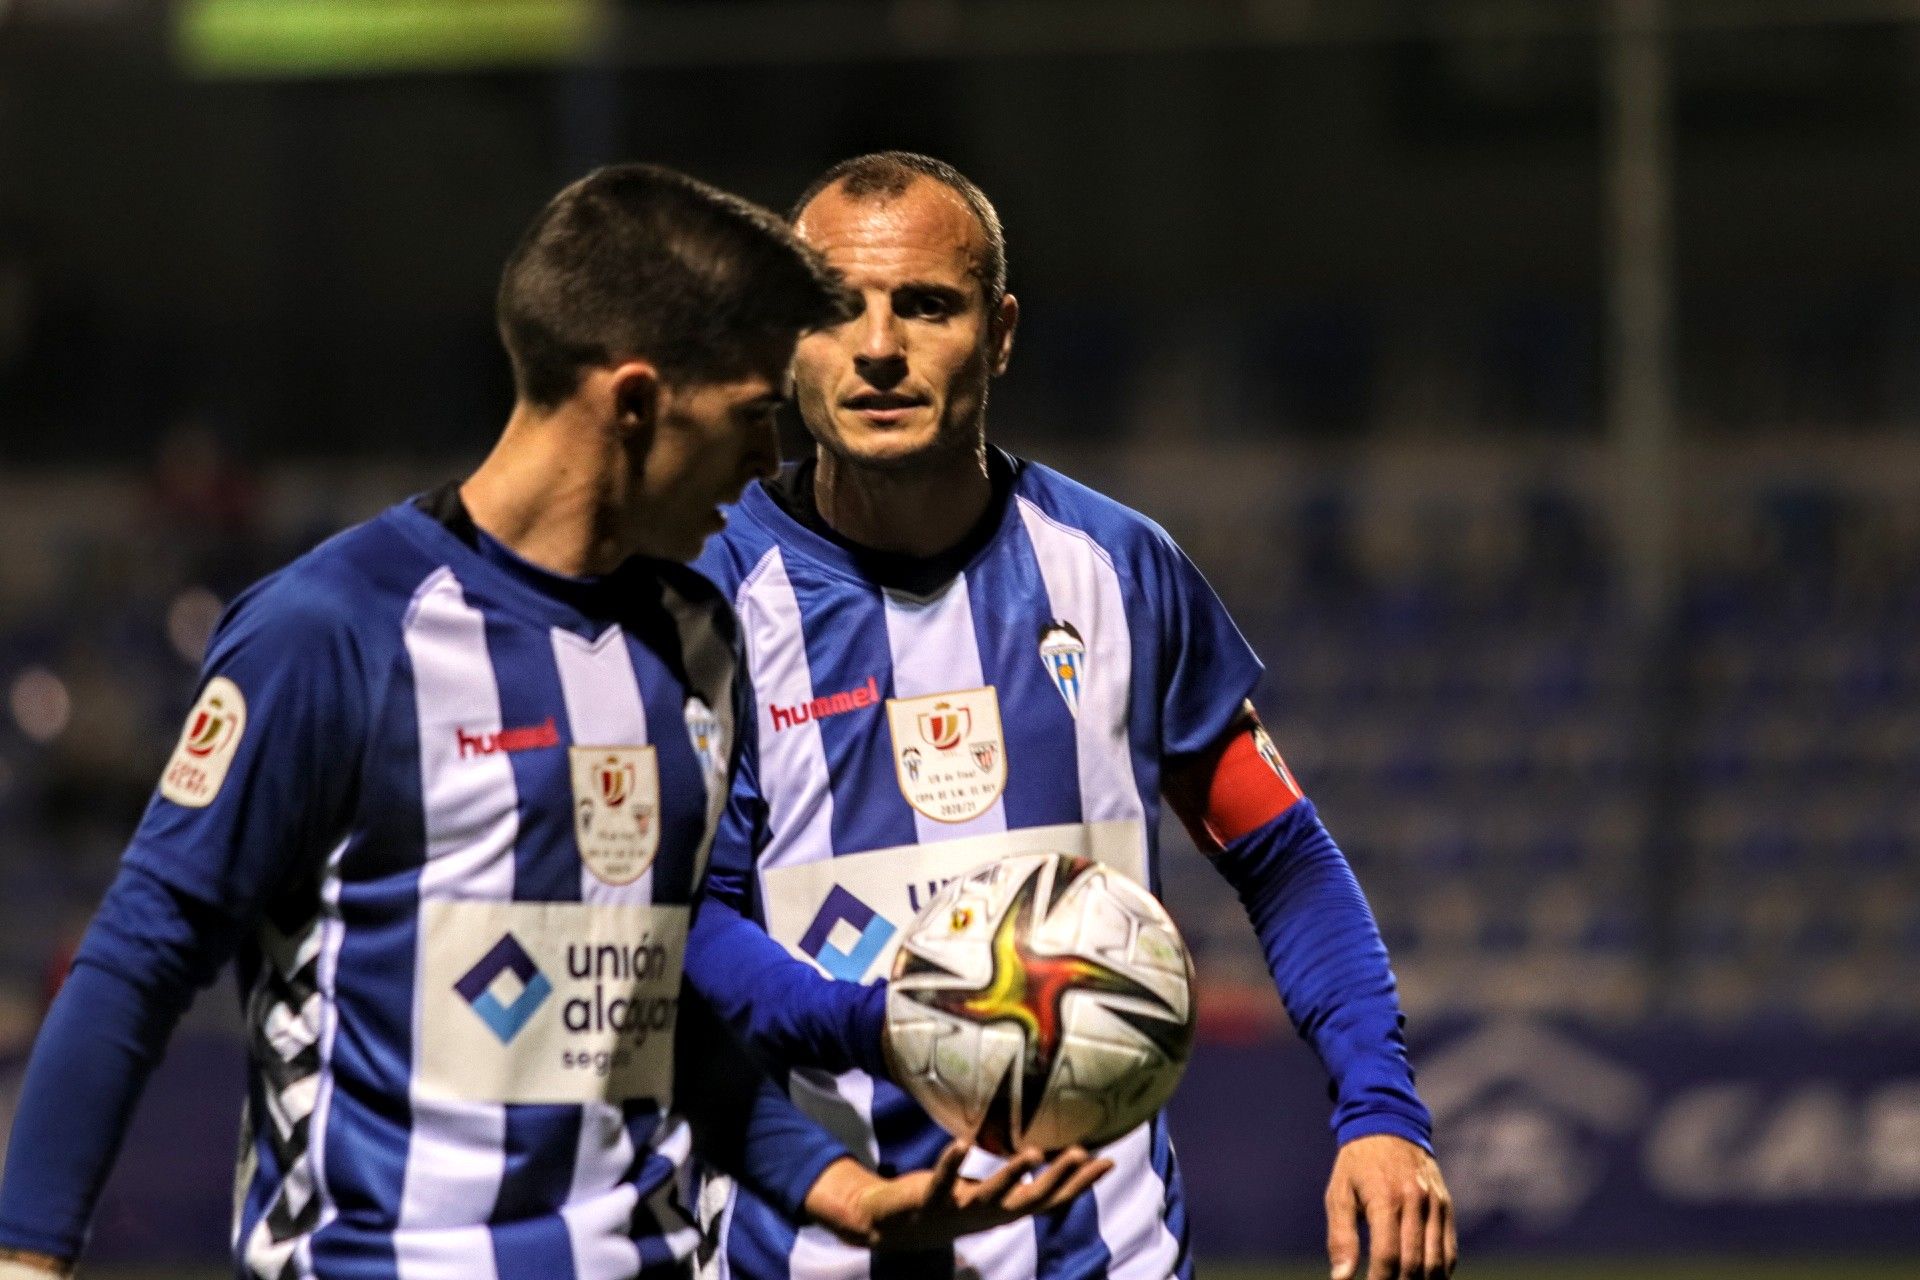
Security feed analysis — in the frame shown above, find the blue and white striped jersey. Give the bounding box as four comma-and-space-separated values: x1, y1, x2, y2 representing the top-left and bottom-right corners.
117, 491, 783, 1280
693, 452, 1264, 1280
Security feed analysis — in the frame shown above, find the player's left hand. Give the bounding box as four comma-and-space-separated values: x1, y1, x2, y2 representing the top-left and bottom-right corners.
806, 1140, 1112, 1251
1324, 1133, 1455, 1280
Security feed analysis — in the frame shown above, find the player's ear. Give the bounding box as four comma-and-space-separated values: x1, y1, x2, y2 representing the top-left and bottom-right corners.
609, 362, 661, 442
989, 291, 1019, 376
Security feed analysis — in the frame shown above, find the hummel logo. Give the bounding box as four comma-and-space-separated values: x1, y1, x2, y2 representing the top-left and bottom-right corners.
454, 933, 553, 1044
457, 717, 561, 759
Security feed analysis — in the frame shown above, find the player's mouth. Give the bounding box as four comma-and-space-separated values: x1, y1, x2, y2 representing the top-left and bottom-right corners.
843, 391, 928, 425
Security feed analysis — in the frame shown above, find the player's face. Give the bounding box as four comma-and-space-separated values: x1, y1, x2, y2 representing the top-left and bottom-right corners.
629, 350, 790, 562
792, 179, 1015, 471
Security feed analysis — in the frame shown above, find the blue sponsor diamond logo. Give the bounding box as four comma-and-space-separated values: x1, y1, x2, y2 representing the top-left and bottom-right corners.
454, 933, 553, 1044
799, 886, 897, 983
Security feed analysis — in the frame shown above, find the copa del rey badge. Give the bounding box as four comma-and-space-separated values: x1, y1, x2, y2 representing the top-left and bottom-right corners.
569, 745, 660, 885
885, 687, 1007, 823
160, 675, 246, 808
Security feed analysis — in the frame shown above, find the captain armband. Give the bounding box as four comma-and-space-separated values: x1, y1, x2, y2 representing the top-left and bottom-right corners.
1196, 717, 1306, 849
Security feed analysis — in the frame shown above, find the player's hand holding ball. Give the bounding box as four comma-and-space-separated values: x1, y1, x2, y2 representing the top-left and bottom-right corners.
884, 852, 1196, 1154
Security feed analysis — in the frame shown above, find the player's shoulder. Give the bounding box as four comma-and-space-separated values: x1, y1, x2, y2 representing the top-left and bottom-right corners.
645, 557, 740, 644
1009, 455, 1183, 569
691, 486, 785, 601
215, 503, 441, 651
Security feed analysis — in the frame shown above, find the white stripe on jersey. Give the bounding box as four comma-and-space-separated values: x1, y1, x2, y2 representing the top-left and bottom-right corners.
737, 548, 836, 873
1091, 1123, 1180, 1280
399, 568, 512, 1280
1015, 498, 1149, 837
553, 624, 657, 907
881, 574, 1008, 843
1017, 504, 1177, 1280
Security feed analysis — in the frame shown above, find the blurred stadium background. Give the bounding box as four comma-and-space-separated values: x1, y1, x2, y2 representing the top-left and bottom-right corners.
2, 0, 1918, 1275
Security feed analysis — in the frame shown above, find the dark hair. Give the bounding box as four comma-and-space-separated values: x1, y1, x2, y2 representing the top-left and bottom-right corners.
790, 152, 1007, 309
497, 163, 854, 407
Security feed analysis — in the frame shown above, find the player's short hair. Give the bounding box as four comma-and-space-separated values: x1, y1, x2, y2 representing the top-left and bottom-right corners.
498, 163, 854, 408
790, 152, 1007, 310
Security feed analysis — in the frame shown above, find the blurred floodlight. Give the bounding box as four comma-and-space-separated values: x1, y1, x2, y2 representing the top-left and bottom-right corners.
176, 0, 593, 78
166, 587, 224, 666
10, 668, 72, 745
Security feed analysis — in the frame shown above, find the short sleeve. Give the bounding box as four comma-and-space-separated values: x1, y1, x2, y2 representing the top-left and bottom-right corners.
122, 578, 365, 916
1150, 531, 1264, 759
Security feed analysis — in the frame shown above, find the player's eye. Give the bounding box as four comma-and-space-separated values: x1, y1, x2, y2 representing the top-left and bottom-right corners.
897, 290, 955, 321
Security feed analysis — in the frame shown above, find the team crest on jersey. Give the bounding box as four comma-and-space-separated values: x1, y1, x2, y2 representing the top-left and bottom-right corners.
683, 698, 726, 786
569, 745, 660, 885
160, 676, 246, 808
885, 687, 1007, 823
1038, 621, 1086, 718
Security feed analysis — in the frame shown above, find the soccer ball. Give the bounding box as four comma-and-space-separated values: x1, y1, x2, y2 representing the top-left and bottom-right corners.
884, 852, 1196, 1155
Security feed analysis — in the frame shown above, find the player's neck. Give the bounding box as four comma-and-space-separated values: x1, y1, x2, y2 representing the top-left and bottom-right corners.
813, 441, 992, 559
461, 404, 632, 578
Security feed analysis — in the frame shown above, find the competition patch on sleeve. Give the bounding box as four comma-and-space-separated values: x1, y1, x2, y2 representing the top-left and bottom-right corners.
160, 675, 247, 808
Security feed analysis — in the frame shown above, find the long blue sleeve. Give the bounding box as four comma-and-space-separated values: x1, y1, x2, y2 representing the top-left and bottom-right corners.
0, 864, 242, 1259
685, 895, 890, 1080
1210, 799, 1434, 1151
673, 985, 848, 1220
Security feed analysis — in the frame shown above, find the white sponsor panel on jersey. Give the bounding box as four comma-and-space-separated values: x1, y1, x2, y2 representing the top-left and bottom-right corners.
161, 675, 247, 807
758, 819, 1148, 984
569, 746, 660, 886
417, 901, 687, 1106
884, 686, 1008, 824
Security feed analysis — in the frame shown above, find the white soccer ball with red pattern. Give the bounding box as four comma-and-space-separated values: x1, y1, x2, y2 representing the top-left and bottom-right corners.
884, 852, 1196, 1155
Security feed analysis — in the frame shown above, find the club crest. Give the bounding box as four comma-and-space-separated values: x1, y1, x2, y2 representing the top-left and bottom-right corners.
885, 687, 1007, 824
683, 697, 726, 786
1038, 621, 1086, 718
569, 745, 660, 886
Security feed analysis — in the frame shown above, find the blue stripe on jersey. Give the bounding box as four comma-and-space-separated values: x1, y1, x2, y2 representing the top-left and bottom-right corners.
1154, 1115, 1193, 1280
1035, 1189, 1108, 1280
482, 614, 589, 1247
785, 568, 918, 855
307, 874, 420, 1280
487, 613, 582, 904
724, 1189, 797, 1280
307, 642, 427, 1280
625, 634, 708, 906
965, 527, 1085, 831
491, 1215, 577, 1277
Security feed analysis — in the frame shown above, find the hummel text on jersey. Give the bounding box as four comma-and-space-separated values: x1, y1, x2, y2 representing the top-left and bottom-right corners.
458, 716, 561, 758
769, 676, 880, 732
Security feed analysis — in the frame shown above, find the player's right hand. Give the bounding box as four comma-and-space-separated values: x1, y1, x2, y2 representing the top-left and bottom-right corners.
0, 1248, 72, 1279
808, 1140, 1112, 1251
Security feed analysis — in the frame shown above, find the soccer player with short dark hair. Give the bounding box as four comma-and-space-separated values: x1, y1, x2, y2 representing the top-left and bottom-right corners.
0, 163, 1107, 1280
687, 153, 1457, 1280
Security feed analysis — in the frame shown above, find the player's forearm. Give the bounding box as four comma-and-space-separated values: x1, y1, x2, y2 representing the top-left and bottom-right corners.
0, 865, 235, 1260
1212, 800, 1434, 1149
0, 1247, 71, 1277
686, 893, 890, 1078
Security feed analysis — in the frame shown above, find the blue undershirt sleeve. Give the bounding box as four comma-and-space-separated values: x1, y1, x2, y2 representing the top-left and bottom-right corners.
0, 578, 362, 1262
0, 865, 247, 1260
673, 985, 848, 1222
1208, 799, 1434, 1152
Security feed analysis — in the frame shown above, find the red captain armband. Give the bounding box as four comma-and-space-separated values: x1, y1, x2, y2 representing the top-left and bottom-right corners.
1198, 721, 1306, 849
